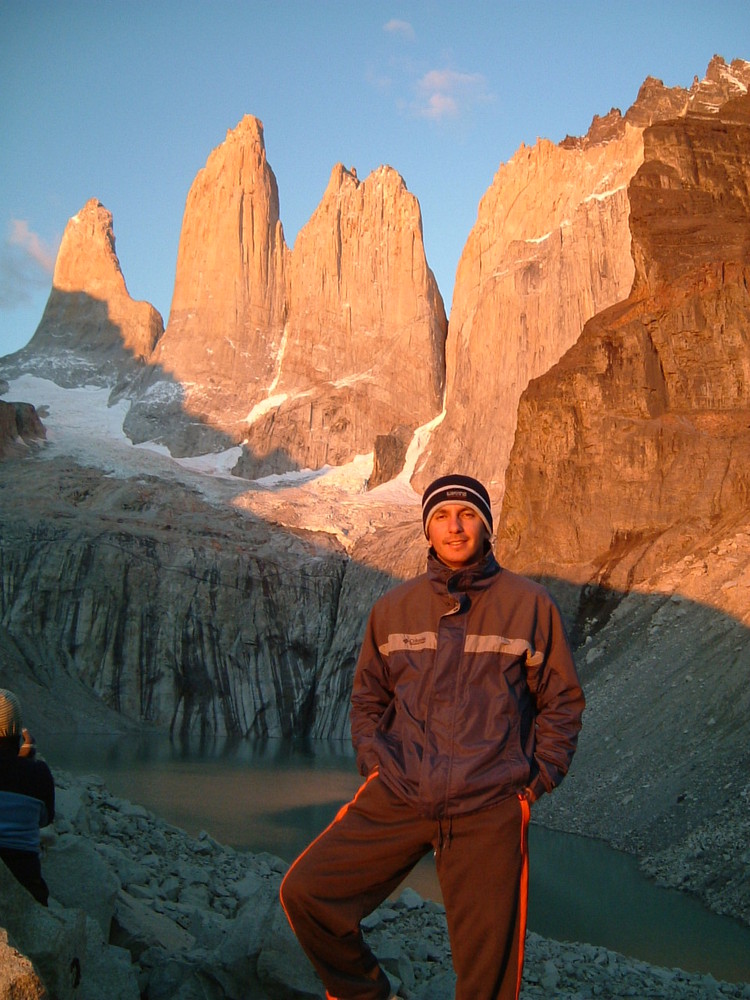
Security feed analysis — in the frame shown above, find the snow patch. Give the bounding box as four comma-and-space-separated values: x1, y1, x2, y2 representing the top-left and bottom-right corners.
4, 375, 423, 549
267, 323, 289, 394
585, 184, 627, 204
244, 393, 289, 425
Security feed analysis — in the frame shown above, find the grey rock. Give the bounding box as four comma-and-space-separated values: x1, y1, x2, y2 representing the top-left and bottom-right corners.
0, 457, 349, 742
45, 832, 120, 938
256, 904, 322, 999
112, 888, 196, 958
4, 772, 750, 999
0, 860, 139, 999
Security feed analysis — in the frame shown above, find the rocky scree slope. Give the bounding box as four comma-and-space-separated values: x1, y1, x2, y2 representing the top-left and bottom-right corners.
3, 770, 749, 1000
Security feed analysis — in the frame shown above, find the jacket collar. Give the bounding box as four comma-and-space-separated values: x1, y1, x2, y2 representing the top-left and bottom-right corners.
427, 545, 501, 593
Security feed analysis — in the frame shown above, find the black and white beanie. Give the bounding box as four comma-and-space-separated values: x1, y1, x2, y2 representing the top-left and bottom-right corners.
421, 474, 493, 538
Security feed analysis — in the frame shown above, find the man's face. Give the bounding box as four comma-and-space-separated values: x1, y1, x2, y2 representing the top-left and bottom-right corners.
427, 503, 488, 568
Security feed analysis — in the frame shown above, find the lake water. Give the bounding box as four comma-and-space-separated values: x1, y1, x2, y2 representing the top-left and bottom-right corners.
43, 733, 750, 984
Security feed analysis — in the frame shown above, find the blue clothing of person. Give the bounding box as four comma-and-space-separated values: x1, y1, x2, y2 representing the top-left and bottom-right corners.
0, 747, 55, 904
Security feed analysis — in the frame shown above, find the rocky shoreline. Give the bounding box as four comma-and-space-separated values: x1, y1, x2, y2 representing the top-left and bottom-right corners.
3, 769, 749, 1000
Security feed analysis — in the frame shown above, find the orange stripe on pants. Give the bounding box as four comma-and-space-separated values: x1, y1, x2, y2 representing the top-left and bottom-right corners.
515, 794, 531, 1000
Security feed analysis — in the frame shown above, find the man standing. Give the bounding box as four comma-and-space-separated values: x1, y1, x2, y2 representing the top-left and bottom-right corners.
281, 474, 585, 1000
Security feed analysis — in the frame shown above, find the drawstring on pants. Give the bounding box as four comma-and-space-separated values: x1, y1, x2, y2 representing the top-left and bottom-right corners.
434, 817, 453, 856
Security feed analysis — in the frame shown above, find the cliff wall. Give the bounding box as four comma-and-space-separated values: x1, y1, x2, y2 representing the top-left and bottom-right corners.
414, 55, 750, 496
496, 94, 750, 594
0, 456, 348, 740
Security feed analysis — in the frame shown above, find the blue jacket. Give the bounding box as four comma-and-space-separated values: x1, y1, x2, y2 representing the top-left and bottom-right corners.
350, 549, 585, 818
0, 754, 55, 855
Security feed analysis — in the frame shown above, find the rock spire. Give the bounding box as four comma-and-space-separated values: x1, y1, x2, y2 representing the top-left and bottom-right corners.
157, 118, 287, 416
14, 199, 163, 381
236, 162, 446, 477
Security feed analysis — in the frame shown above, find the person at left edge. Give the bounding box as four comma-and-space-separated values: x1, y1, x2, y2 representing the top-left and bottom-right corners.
0, 688, 55, 905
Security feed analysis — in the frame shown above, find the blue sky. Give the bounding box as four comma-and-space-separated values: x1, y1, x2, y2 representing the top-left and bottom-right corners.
2, 0, 749, 357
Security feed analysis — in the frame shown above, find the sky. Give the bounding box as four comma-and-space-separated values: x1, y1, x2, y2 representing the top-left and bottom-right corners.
1, 1, 749, 358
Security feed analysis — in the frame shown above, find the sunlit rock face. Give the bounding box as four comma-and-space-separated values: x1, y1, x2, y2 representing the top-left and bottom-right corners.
2, 199, 163, 386
235, 163, 446, 478
122, 117, 446, 469
125, 116, 290, 456
412, 128, 640, 498
412, 56, 750, 499
9, 60, 748, 486
496, 92, 750, 594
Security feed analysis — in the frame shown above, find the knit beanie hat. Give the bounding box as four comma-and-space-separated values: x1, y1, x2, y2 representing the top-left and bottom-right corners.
422, 474, 493, 538
0, 689, 22, 738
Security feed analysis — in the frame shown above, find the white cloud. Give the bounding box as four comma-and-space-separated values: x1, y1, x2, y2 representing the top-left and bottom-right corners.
422, 91, 459, 120
383, 18, 415, 40
9, 220, 58, 273
415, 68, 492, 122
0, 220, 58, 309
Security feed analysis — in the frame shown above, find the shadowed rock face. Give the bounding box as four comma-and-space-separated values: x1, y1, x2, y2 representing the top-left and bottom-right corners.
0, 456, 350, 740
496, 94, 750, 592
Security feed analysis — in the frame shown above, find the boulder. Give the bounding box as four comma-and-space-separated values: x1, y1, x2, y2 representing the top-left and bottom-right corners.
45, 832, 121, 937
0, 859, 139, 1000
0, 400, 46, 459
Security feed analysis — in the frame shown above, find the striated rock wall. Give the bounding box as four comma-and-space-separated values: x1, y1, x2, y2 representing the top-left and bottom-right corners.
0, 457, 348, 740
496, 94, 750, 593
